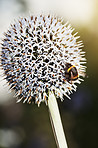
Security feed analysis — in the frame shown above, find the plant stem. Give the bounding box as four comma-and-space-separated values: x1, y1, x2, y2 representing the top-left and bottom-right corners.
48, 91, 68, 148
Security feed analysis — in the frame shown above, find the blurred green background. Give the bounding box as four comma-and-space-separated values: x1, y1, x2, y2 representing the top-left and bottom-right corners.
0, 0, 98, 148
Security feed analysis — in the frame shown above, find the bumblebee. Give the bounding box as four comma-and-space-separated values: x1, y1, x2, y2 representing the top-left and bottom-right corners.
64, 63, 78, 81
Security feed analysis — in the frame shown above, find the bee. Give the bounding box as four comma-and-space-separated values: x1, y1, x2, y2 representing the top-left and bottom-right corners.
64, 63, 78, 82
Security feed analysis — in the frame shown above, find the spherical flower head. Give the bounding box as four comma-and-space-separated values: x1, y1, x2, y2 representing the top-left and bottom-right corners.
0, 14, 86, 106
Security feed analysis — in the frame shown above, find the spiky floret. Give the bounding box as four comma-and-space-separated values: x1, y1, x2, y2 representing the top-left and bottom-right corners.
0, 14, 86, 105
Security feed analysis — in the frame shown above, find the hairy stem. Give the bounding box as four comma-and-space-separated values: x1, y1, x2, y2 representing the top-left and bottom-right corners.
48, 91, 68, 148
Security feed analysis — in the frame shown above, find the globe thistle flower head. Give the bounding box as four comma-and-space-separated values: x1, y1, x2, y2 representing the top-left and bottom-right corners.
0, 14, 86, 106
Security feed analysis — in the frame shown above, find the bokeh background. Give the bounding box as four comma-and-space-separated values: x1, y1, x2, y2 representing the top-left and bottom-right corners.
0, 0, 98, 148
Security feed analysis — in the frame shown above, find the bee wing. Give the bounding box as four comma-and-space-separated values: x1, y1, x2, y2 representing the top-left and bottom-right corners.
71, 71, 74, 80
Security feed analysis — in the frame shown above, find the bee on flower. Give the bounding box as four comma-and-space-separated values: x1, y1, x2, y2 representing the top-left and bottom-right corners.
0, 14, 86, 106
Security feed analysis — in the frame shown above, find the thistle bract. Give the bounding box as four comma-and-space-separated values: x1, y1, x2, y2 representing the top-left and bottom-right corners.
0, 14, 86, 105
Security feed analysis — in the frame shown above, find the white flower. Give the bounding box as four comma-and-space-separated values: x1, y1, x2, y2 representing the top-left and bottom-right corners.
0, 14, 86, 105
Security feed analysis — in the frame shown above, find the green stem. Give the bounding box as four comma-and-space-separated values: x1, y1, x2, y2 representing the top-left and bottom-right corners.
48, 91, 68, 148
